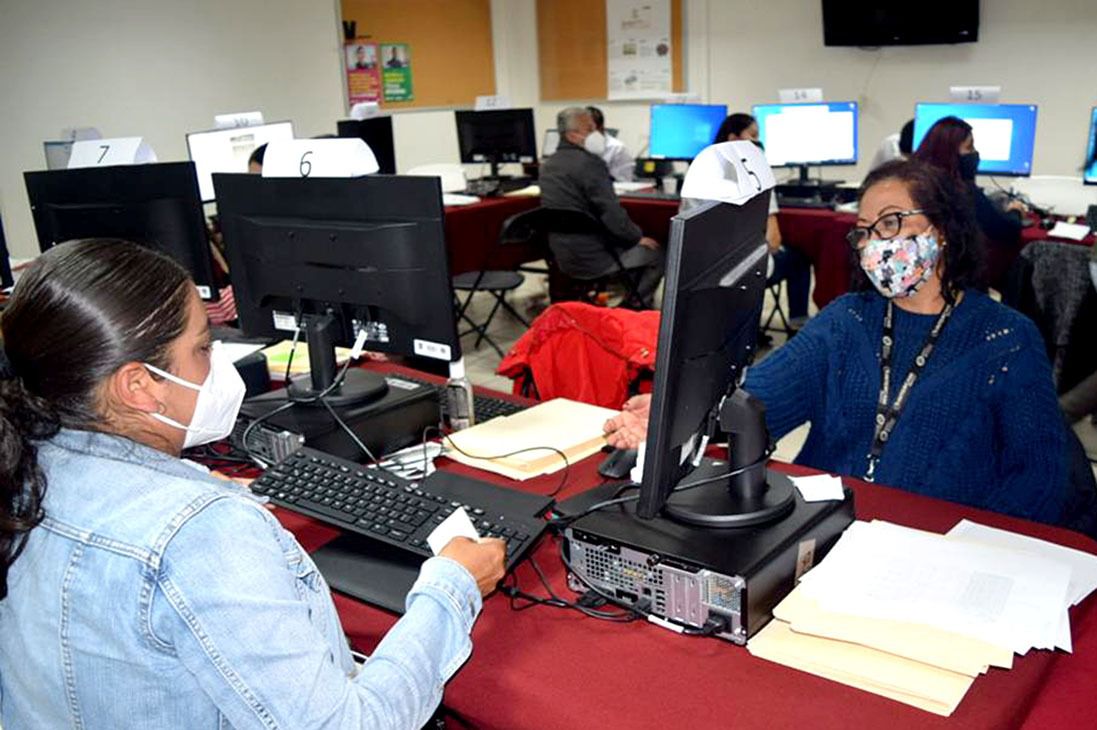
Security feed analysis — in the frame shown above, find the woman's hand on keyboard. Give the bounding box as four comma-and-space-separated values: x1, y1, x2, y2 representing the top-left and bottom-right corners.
441, 537, 507, 597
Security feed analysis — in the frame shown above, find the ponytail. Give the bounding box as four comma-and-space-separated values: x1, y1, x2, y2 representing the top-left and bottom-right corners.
0, 351, 60, 600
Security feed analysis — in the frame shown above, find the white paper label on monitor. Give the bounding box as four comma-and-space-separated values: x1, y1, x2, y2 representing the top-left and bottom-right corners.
475, 95, 512, 111
778, 87, 823, 103
214, 111, 264, 129
195, 285, 212, 299
949, 85, 1001, 104
350, 102, 380, 120
67, 137, 143, 168
272, 311, 299, 333
261, 139, 379, 178
414, 339, 452, 361
385, 377, 423, 391
794, 538, 817, 583
680, 140, 775, 206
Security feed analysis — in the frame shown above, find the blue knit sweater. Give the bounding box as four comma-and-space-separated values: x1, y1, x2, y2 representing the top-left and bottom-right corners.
743, 290, 1068, 524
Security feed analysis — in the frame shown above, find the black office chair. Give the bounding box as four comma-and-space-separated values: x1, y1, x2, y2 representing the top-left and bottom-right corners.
521, 207, 646, 309
451, 210, 545, 357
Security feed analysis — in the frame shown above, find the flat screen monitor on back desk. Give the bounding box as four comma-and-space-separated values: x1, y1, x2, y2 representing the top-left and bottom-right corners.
455, 108, 537, 178
1084, 107, 1097, 186
337, 117, 396, 175
913, 102, 1038, 177
186, 121, 295, 201
23, 162, 219, 300
753, 101, 859, 186
648, 103, 729, 161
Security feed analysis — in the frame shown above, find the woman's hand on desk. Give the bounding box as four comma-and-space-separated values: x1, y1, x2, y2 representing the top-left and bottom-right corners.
441, 537, 506, 597
603, 394, 652, 450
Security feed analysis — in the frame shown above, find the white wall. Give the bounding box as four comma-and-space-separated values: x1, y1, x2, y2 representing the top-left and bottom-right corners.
3, 0, 1095, 258
0, 0, 346, 259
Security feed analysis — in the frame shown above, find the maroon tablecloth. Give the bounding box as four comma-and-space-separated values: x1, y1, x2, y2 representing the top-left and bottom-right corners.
777, 208, 858, 310
444, 197, 539, 275
274, 366, 1097, 729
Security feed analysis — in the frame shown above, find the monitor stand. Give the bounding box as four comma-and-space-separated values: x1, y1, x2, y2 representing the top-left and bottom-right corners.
661, 390, 794, 528
793, 164, 843, 188
285, 312, 387, 408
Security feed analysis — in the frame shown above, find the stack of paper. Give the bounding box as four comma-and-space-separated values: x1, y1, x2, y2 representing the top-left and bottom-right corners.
749, 519, 1097, 716
443, 398, 617, 481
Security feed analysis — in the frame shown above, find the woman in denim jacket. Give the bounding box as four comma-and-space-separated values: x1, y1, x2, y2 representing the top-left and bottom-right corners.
0, 239, 505, 729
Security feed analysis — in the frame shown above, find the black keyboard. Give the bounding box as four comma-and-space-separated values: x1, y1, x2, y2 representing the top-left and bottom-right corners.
251, 447, 551, 564
776, 196, 834, 210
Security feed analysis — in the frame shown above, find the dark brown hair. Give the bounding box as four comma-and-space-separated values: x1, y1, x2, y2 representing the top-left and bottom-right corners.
713, 113, 756, 144
852, 158, 985, 302
913, 116, 973, 181
0, 239, 193, 600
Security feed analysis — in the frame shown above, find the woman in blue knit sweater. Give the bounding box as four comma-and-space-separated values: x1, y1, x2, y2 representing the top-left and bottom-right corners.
605, 158, 1069, 525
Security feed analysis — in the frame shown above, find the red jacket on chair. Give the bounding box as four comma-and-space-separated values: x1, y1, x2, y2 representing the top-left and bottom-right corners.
497, 302, 660, 408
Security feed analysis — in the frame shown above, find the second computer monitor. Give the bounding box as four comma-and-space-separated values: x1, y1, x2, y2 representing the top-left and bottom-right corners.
648, 104, 729, 160
1084, 107, 1097, 186
23, 162, 218, 300
337, 117, 396, 174
454, 109, 537, 174
752, 101, 859, 167
913, 103, 1038, 177
186, 121, 295, 201
215, 173, 460, 362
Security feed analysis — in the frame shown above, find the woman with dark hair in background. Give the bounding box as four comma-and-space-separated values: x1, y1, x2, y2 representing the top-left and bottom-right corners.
0, 240, 505, 728
914, 115, 1027, 286
711, 112, 812, 328
607, 158, 1074, 527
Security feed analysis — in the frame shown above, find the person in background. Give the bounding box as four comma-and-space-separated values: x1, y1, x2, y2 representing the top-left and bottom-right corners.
914, 116, 1026, 287
247, 143, 267, 174
0, 240, 505, 728
868, 119, 915, 171
540, 107, 664, 308
586, 105, 635, 182
606, 158, 1074, 527
712, 112, 812, 328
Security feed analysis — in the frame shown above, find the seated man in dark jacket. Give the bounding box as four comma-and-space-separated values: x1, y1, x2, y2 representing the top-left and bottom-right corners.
539, 107, 663, 307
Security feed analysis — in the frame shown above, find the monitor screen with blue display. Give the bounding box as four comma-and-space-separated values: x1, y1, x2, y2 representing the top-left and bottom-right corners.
752, 102, 859, 167
649, 104, 729, 160
913, 103, 1038, 177
1084, 107, 1097, 186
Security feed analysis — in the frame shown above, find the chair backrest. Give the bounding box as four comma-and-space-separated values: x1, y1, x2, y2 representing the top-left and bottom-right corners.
498, 207, 605, 247
405, 163, 467, 193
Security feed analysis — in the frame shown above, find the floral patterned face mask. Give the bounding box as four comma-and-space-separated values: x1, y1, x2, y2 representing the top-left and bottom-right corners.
859, 231, 941, 299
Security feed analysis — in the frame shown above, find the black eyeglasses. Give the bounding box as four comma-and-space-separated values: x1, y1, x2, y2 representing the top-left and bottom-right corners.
845, 209, 925, 249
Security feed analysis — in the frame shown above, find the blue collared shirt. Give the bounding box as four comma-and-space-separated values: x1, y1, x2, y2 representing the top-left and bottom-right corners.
0, 429, 482, 729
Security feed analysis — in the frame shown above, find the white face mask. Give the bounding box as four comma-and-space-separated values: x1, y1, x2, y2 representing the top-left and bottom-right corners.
584, 130, 607, 156
145, 341, 247, 449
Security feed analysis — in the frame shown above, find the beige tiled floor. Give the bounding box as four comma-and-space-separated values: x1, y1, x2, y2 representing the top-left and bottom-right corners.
457, 271, 1097, 475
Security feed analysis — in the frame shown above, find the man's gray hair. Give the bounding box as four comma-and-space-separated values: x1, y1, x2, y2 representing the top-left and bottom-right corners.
557, 106, 591, 134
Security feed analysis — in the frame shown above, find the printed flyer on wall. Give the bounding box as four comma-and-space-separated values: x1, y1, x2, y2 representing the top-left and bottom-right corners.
606, 0, 672, 100
381, 43, 414, 102
345, 41, 381, 105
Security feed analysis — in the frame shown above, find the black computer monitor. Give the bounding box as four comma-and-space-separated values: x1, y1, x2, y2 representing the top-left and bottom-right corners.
337, 117, 396, 175
214, 173, 461, 405
648, 104, 729, 160
454, 108, 537, 177
185, 121, 295, 201
752, 101, 859, 185
0, 214, 13, 289
913, 102, 1038, 177
637, 194, 794, 526
23, 162, 219, 300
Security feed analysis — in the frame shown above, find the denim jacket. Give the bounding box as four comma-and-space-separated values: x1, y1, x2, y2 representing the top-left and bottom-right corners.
0, 429, 482, 729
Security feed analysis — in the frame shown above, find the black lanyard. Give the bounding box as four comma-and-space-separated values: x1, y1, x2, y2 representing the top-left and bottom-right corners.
864, 299, 954, 482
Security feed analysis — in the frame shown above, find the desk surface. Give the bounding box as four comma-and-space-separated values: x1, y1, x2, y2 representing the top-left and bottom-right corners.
275, 366, 1097, 730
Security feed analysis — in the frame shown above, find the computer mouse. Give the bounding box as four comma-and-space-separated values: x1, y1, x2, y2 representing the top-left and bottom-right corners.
598, 448, 638, 480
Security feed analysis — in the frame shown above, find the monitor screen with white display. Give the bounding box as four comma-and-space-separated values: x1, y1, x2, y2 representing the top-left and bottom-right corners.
913, 103, 1038, 177
186, 121, 295, 201
752, 102, 859, 167
1084, 107, 1097, 186
648, 104, 729, 160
